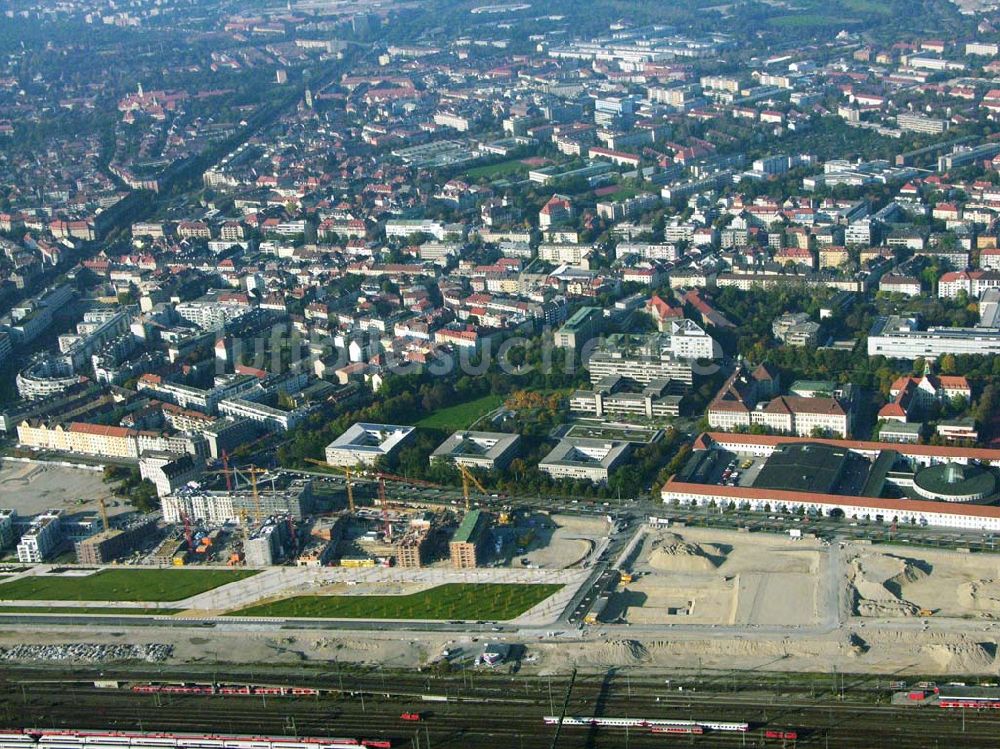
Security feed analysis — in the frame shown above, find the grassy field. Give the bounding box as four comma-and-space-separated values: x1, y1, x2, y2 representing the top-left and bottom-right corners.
769, 13, 861, 27
227, 583, 562, 620
841, 0, 892, 13
465, 159, 530, 180
414, 394, 503, 431
0, 606, 182, 615
0, 569, 259, 602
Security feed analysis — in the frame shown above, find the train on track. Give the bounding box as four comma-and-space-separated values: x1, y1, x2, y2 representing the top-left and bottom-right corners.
933, 684, 1000, 709
0, 731, 389, 749
130, 684, 321, 698
542, 716, 750, 733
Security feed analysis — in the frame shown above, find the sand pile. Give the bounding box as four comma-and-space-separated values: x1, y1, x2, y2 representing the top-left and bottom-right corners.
921, 642, 996, 672
647, 534, 725, 572
589, 639, 649, 665
849, 554, 927, 617
958, 579, 1000, 616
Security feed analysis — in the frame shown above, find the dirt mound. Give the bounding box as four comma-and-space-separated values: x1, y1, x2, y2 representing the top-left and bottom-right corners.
849, 553, 927, 617
590, 639, 649, 665
958, 580, 1000, 616
855, 598, 921, 617
647, 534, 725, 573
921, 642, 996, 672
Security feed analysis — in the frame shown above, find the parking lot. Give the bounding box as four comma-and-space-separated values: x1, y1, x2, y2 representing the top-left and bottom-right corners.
0, 460, 124, 519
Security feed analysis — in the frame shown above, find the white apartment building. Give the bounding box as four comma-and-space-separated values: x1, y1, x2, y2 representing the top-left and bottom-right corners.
667, 319, 717, 360
217, 397, 307, 433
17, 510, 62, 563
538, 243, 590, 266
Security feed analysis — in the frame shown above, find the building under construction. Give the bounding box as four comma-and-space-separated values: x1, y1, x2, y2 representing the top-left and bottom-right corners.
394, 512, 445, 568
449, 509, 490, 569
75, 514, 159, 565
244, 515, 294, 566
295, 516, 348, 566
161, 477, 314, 525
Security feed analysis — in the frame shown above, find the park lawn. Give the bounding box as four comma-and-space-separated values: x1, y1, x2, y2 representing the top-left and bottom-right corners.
226, 583, 562, 621
415, 394, 503, 431
0, 606, 182, 615
464, 159, 530, 180
841, 0, 892, 14
769, 13, 859, 27
0, 569, 259, 602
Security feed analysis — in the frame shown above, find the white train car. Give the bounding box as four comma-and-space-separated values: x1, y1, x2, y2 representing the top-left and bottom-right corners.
542, 716, 749, 733
27, 733, 368, 749
0, 731, 36, 749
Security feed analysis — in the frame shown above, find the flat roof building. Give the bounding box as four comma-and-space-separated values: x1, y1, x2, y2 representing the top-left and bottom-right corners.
539, 437, 631, 484
430, 431, 521, 471
325, 423, 416, 467
555, 306, 605, 351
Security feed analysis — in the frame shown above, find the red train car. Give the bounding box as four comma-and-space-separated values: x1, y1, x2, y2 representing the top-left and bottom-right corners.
765, 729, 798, 740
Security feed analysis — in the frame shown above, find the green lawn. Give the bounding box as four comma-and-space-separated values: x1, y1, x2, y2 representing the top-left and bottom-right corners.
0, 606, 182, 615
415, 394, 503, 431
841, 0, 892, 13
769, 13, 860, 27
0, 569, 259, 602
226, 583, 562, 621
465, 159, 530, 180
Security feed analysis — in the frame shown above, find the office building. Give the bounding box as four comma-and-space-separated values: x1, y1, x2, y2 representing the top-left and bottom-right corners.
539, 438, 631, 484
325, 423, 415, 467
867, 316, 1000, 359
554, 306, 605, 351
430, 431, 521, 471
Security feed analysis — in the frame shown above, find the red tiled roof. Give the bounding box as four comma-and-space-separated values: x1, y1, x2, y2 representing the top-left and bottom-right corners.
664, 478, 1000, 521
694, 431, 1000, 461
68, 422, 135, 438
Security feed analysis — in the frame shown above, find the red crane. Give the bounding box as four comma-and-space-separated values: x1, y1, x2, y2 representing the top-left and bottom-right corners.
181, 512, 194, 551
378, 477, 392, 543
222, 450, 232, 493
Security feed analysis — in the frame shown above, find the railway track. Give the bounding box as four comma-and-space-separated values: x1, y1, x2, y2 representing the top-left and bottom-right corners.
2, 671, 1000, 747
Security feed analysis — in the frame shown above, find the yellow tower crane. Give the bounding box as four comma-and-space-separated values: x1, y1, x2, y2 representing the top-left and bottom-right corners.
98, 498, 110, 533
456, 464, 487, 513
303, 458, 355, 513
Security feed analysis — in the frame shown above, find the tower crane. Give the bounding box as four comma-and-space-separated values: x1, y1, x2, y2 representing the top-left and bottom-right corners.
456, 463, 487, 512
303, 458, 355, 513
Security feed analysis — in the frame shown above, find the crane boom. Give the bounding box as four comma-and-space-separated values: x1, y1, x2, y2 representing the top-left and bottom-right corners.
457, 464, 487, 512
303, 458, 355, 513
97, 498, 110, 533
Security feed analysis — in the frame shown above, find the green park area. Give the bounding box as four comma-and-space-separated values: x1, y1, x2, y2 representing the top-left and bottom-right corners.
415, 394, 503, 430
227, 583, 562, 620
0, 569, 258, 602
464, 159, 530, 180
